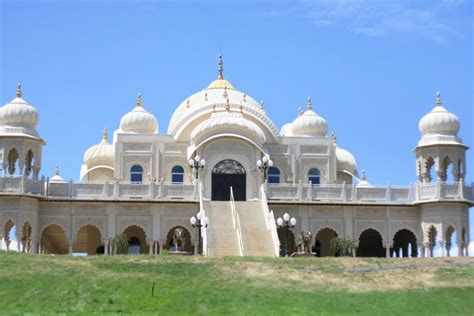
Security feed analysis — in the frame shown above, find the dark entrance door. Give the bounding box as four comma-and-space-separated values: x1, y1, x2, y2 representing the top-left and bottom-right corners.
211, 160, 246, 201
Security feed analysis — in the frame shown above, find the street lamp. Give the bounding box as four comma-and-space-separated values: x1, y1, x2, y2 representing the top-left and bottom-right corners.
277, 212, 296, 257
190, 210, 209, 256
257, 154, 273, 181
189, 155, 206, 179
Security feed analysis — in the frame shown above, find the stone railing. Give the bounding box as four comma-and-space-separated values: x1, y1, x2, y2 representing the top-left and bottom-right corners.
266, 181, 473, 204
0, 176, 472, 204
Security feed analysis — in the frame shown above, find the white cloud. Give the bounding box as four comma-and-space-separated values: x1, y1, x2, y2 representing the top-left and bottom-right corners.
299, 0, 467, 44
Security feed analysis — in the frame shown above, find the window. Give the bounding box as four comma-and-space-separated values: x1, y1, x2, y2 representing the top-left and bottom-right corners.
171, 166, 184, 183
130, 165, 143, 183
268, 167, 280, 184
308, 168, 320, 185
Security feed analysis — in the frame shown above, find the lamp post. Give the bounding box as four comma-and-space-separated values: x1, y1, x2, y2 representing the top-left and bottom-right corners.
257, 154, 273, 181
277, 212, 296, 257
190, 210, 209, 256
189, 155, 206, 179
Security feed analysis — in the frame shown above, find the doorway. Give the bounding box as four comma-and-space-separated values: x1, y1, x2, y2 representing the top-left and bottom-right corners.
211, 159, 246, 201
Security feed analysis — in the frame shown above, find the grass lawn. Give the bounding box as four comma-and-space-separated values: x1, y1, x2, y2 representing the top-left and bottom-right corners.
0, 252, 473, 315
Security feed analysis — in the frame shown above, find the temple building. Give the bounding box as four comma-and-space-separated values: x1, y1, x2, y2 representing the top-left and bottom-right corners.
0, 56, 472, 257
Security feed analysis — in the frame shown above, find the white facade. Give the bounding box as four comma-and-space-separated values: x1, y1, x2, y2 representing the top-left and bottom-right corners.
0, 59, 472, 257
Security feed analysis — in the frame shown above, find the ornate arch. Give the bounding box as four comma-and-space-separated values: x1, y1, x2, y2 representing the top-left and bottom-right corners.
74, 223, 104, 241
121, 223, 149, 240
355, 221, 386, 244
164, 225, 193, 252
390, 222, 421, 244
39, 223, 69, 239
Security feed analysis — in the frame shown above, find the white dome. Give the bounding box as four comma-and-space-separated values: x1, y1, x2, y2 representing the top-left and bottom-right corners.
280, 123, 293, 136
356, 171, 372, 188
335, 146, 357, 174
419, 92, 460, 136
119, 95, 158, 134
83, 129, 115, 168
0, 84, 39, 129
191, 110, 266, 143
50, 164, 66, 183
292, 98, 328, 137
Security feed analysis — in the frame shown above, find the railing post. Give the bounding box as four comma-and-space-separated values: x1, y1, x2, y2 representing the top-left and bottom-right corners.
20, 175, 25, 194
416, 182, 421, 201
459, 178, 464, 199
297, 181, 303, 201
341, 181, 346, 201
158, 180, 163, 199
436, 181, 441, 199
386, 182, 392, 201
307, 181, 312, 201
69, 178, 73, 198
114, 180, 119, 198
352, 184, 357, 202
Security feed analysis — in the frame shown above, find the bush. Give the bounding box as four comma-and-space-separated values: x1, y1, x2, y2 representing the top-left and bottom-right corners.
330, 237, 355, 257
111, 234, 129, 255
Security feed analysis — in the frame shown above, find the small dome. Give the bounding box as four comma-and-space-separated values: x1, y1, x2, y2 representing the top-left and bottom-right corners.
119, 94, 158, 134
336, 146, 357, 174
0, 83, 39, 129
280, 123, 293, 136
356, 170, 372, 188
190, 110, 266, 143
419, 92, 460, 136
83, 129, 114, 168
50, 164, 66, 183
292, 98, 328, 137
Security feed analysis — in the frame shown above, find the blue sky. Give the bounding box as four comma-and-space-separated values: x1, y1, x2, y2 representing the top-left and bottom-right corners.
1, 1, 472, 238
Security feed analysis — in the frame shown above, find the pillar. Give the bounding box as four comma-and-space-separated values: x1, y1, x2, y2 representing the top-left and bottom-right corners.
103, 240, 109, 255
159, 241, 164, 255
385, 243, 391, 258
68, 239, 73, 255
439, 241, 445, 257
148, 240, 153, 255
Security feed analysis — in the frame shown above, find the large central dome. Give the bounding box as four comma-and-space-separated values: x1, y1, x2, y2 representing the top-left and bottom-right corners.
167, 55, 279, 143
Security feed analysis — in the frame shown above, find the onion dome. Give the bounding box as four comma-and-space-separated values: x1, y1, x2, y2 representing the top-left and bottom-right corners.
280, 123, 294, 136
0, 82, 39, 129
191, 109, 266, 143
50, 164, 66, 183
83, 128, 115, 168
419, 92, 460, 136
119, 94, 158, 134
356, 170, 372, 188
292, 97, 328, 137
336, 146, 357, 175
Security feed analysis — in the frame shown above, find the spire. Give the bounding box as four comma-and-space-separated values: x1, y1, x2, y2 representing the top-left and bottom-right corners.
218, 54, 224, 79
307, 97, 312, 111
260, 100, 265, 111
136, 93, 142, 107
436, 91, 442, 107
55, 163, 60, 176
16, 81, 22, 98
332, 132, 337, 143
298, 107, 303, 116
361, 170, 367, 180
102, 128, 108, 143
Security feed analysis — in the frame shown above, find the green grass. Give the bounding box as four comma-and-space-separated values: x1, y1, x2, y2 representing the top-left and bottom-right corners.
0, 253, 473, 315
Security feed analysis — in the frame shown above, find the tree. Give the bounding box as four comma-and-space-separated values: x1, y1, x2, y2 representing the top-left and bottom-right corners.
330, 237, 355, 257
111, 234, 129, 255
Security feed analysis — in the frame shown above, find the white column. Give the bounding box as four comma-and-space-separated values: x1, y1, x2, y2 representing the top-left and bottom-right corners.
385, 243, 391, 258
148, 240, 153, 255
439, 241, 445, 257
103, 240, 109, 255
68, 240, 73, 255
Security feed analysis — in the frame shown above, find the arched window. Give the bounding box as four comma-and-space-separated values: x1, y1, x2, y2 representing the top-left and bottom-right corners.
130, 165, 143, 183
171, 166, 184, 183
268, 167, 280, 184
308, 168, 320, 185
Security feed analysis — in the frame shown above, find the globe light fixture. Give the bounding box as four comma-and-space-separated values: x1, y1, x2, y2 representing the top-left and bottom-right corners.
257, 154, 273, 181
189, 154, 206, 179
190, 210, 209, 256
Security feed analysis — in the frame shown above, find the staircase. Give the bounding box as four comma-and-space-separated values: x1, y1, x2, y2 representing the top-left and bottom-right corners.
235, 201, 276, 257
204, 201, 241, 256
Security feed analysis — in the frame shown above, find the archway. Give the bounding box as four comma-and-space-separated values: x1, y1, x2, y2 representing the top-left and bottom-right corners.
357, 229, 385, 257
212, 159, 246, 201
2, 219, 16, 252
40, 224, 68, 254
73, 225, 103, 255
315, 228, 338, 257
392, 229, 418, 257
123, 225, 148, 254
277, 227, 296, 257
445, 226, 455, 257
165, 226, 193, 253
21, 221, 33, 253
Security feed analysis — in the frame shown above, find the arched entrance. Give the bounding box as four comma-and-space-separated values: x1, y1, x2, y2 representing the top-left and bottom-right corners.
392, 229, 418, 257
212, 159, 246, 201
40, 224, 68, 254
315, 228, 338, 257
73, 225, 103, 255
357, 229, 385, 257
165, 226, 193, 253
123, 225, 148, 254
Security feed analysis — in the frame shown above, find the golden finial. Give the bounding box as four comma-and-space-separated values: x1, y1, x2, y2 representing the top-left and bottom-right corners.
136, 93, 142, 107
102, 128, 108, 143
16, 81, 22, 98
307, 97, 312, 111
436, 91, 442, 107
218, 54, 224, 79
55, 163, 60, 176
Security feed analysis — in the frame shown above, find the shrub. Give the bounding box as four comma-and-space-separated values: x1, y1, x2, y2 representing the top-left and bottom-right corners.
111, 234, 129, 255
330, 237, 355, 257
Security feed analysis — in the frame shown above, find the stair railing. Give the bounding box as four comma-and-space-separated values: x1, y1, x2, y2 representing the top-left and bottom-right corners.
260, 184, 280, 257
230, 186, 244, 256
198, 180, 209, 256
